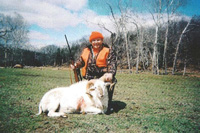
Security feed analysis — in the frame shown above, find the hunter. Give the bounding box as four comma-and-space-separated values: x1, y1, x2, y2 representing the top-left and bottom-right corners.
71, 31, 117, 113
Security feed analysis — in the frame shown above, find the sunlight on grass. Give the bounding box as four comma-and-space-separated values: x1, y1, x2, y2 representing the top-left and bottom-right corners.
0, 68, 199, 132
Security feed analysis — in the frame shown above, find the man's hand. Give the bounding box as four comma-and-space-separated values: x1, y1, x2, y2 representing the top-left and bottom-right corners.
70, 63, 76, 70
105, 73, 113, 82
100, 73, 113, 82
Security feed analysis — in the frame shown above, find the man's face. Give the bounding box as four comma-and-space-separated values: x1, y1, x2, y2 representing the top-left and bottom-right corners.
91, 38, 103, 49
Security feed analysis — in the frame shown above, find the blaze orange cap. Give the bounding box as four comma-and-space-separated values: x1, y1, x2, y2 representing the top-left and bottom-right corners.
89, 31, 104, 42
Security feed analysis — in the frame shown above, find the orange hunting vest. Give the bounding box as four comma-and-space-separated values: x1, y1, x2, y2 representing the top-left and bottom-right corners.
81, 47, 110, 77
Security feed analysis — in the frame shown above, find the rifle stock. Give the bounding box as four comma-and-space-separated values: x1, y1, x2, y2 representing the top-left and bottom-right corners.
71, 60, 79, 82
65, 35, 80, 83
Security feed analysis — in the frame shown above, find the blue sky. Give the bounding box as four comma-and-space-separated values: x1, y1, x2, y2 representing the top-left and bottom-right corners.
0, 0, 199, 48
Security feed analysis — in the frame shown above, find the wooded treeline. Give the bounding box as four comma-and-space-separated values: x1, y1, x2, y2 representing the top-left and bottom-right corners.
0, 0, 200, 75
0, 42, 82, 67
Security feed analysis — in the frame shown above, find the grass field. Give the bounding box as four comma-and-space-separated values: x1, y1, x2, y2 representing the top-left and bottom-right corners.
0, 67, 199, 132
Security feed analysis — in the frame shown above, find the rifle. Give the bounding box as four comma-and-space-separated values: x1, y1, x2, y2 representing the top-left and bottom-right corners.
65, 35, 82, 83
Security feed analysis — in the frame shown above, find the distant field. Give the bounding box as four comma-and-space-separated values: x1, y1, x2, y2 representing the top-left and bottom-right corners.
0, 68, 199, 132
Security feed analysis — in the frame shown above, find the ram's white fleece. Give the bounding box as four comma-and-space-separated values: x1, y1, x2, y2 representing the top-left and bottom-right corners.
36, 79, 109, 117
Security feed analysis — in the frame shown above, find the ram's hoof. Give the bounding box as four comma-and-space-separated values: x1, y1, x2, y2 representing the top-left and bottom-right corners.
62, 114, 68, 118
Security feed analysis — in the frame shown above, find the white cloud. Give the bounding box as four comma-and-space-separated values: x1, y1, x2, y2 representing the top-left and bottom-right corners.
0, 0, 157, 38
29, 41, 49, 49
28, 30, 68, 48
0, 0, 191, 48
80, 9, 115, 36
43, 0, 88, 11
28, 31, 51, 40
28, 30, 51, 48
0, 0, 87, 30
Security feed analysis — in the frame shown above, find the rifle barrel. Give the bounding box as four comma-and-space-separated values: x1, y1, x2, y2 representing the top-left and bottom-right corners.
65, 34, 79, 83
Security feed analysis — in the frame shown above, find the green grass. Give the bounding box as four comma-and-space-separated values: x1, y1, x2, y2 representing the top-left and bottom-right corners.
0, 68, 199, 132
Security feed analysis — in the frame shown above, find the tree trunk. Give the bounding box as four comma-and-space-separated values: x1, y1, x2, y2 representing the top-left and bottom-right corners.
172, 19, 191, 75
183, 58, 187, 76
4, 49, 7, 68
4, 39, 8, 68
140, 32, 145, 71
152, 26, 159, 74
135, 31, 140, 74
162, 23, 169, 75
157, 50, 159, 74
125, 31, 131, 73
136, 44, 140, 74
134, 24, 140, 74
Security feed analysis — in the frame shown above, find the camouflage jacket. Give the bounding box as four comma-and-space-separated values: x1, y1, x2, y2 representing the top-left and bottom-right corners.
76, 44, 117, 80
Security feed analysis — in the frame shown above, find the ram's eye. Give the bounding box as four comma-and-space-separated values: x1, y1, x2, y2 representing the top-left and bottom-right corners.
90, 88, 95, 91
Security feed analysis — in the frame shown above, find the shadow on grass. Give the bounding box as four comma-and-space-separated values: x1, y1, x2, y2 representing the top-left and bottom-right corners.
107, 101, 126, 115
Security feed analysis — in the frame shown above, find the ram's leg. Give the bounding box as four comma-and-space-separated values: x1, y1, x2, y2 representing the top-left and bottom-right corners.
47, 110, 65, 117
84, 106, 103, 114
59, 107, 77, 117
46, 101, 65, 117
48, 108, 74, 117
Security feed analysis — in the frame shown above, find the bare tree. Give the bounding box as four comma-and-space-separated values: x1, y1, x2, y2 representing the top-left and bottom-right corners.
131, 22, 145, 73
148, 0, 163, 75
140, 0, 166, 74
0, 14, 16, 67
172, 18, 191, 75
119, 0, 132, 72
11, 14, 29, 49
101, 0, 132, 72
143, 0, 188, 74
0, 13, 29, 67
0, 14, 14, 38
12, 14, 29, 64
162, 0, 188, 75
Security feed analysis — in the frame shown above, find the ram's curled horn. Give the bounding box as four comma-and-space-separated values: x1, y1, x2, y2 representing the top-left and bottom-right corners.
86, 79, 96, 96
86, 79, 96, 89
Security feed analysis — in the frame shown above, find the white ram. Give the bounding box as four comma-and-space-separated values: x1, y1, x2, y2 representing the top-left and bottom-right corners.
36, 79, 110, 117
